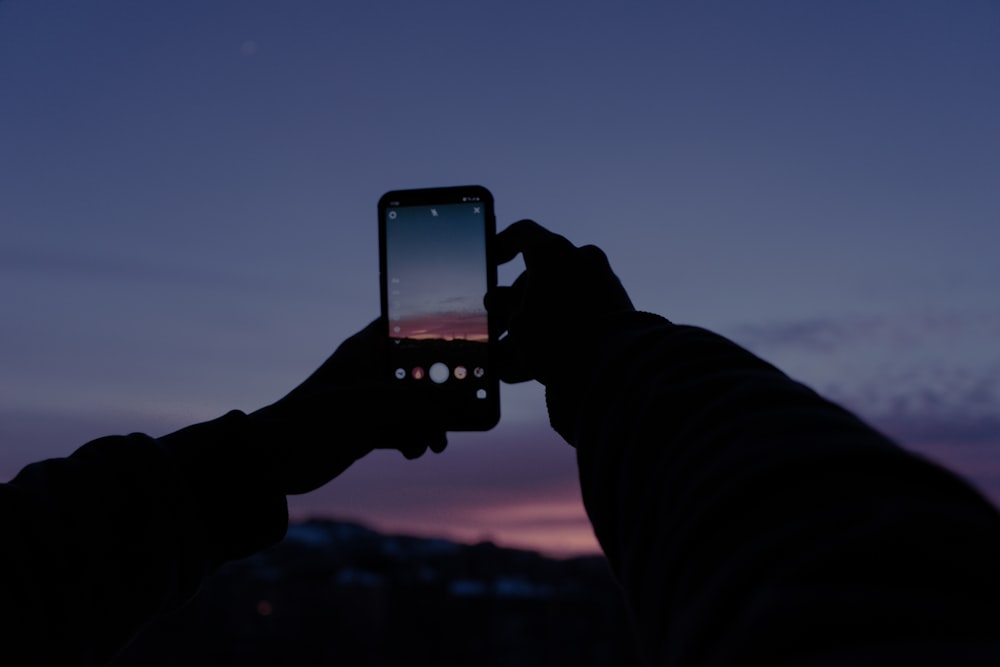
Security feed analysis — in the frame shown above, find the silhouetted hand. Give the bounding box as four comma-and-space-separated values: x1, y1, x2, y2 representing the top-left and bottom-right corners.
249, 319, 447, 495
488, 220, 635, 387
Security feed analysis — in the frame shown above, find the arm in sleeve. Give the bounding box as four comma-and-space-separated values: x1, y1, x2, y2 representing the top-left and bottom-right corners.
0, 410, 288, 665
549, 312, 1000, 666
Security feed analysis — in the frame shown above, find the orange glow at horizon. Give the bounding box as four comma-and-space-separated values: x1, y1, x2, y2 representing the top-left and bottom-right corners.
302, 494, 603, 558
459, 498, 602, 556
402, 331, 490, 342
390, 311, 488, 342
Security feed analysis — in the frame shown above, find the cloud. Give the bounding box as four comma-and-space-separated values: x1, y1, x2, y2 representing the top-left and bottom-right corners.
818, 365, 1000, 509
729, 310, 1000, 355
0, 406, 185, 480
0, 242, 348, 312
728, 309, 1000, 447
1, 244, 183, 284
718, 311, 1000, 509
730, 318, 863, 354
823, 362, 1000, 443
870, 411, 1000, 449
0, 243, 257, 295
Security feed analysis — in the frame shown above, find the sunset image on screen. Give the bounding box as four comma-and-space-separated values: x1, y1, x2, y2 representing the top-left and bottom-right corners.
390, 311, 489, 342
385, 203, 489, 343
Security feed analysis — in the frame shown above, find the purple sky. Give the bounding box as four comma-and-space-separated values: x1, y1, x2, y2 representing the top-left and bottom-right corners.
2, 1, 999, 555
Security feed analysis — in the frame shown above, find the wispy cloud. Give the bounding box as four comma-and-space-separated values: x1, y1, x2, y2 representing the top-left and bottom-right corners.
0, 242, 325, 300
722, 311, 1000, 507
0, 405, 186, 479
869, 408, 1000, 449
819, 360, 1000, 508
729, 310, 1000, 355
727, 310, 1000, 445
730, 318, 864, 354
0, 244, 207, 285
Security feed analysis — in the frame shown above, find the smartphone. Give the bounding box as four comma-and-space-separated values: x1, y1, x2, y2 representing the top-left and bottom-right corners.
378, 185, 500, 431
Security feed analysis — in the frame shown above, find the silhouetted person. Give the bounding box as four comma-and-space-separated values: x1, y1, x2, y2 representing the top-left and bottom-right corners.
3, 220, 1000, 665
1, 320, 446, 665
490, 221, 1000, 665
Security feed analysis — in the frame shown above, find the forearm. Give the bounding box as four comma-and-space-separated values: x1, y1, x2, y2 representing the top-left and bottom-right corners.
555, 315, 1000, 665
0, 411, 287, 664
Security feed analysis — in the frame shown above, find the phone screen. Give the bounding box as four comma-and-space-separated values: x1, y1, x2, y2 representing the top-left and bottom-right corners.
378, 185, 499, 431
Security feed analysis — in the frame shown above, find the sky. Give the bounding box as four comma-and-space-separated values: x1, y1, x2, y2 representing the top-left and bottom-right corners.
385, 201, 489, 341
1, 0, 998, 556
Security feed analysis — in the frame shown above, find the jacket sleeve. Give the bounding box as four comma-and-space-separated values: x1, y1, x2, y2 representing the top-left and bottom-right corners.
549, 312, 1000, 666
0, 410, 288, 666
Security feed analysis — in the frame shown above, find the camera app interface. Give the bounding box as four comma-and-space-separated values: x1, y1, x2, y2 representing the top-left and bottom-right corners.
384, 202, 490, 403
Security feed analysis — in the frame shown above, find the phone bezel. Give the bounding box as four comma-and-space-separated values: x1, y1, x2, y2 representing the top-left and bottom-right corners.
378, 185, 499, 431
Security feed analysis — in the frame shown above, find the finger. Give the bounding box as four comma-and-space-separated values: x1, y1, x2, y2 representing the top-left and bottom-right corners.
399, 443, 426, 460
486, 277, 531, 383
376, 392, 447, 456
576, 245, 636, 311
495, 219, 574, 268
496, 335, 534, 384
484, 284, 518, 329
383, 423, 447, 459
429, 436, 448, 454
577, 244, 611, 268
414, 422, 448, 454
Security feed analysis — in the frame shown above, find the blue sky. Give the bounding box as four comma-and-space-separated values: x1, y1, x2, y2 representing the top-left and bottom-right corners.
385, 203, 488, 323
2, 1, 998, 554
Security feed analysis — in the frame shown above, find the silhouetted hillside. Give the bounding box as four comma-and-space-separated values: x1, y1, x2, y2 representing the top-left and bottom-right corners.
112, 520, 641, 667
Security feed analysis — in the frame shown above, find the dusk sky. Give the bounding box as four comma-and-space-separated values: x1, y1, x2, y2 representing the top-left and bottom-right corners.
2, 1, 998, 555
385, 202, 489, 341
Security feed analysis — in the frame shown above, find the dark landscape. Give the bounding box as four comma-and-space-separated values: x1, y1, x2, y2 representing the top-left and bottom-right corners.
112, 520, 641, 667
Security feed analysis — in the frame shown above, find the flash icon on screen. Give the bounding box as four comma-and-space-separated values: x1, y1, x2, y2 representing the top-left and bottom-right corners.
430, 208, 438, 217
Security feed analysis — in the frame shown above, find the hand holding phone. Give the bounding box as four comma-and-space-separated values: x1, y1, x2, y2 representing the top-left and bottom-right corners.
489, 220, 635, 386
378, 185, 500, 431
247, 320, 448, 495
